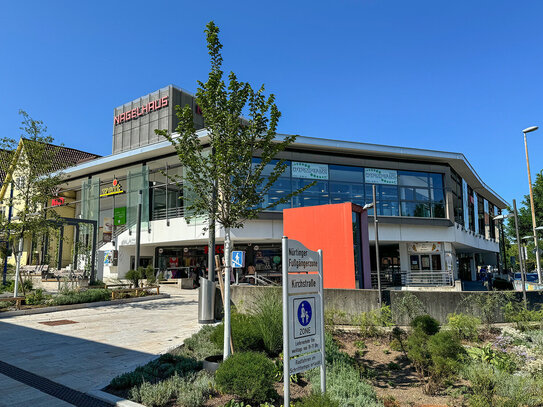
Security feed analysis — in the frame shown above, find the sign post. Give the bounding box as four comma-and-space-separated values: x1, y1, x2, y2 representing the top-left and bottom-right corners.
282, 236, 325, 406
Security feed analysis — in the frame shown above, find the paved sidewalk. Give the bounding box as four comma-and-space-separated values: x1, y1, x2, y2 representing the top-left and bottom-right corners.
0, 286, 200, 406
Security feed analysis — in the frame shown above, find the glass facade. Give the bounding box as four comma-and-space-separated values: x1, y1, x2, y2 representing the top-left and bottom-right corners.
253, 159, 446, 218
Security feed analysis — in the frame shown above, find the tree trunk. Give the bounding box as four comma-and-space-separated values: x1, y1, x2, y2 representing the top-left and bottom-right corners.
223, 227, 232, 360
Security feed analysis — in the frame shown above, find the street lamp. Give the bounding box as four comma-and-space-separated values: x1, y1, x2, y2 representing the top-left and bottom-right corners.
365, 187, 382, 308
522, 126, 542, 283
494, 201, 527, 306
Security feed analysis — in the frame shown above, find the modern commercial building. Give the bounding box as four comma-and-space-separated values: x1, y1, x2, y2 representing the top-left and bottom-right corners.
55, 85, 507, 288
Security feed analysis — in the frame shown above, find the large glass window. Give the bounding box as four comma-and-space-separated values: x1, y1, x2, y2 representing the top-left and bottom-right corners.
398, 171, 444, 218
451, 169, 464, 225
292, 179, 329, 207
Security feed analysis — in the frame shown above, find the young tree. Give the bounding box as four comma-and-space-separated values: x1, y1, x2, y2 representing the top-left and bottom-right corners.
156, 22, 312, 359
0, 110, 66, 295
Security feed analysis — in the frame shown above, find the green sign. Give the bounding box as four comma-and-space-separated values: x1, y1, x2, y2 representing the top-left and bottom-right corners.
114, 207, 126, 225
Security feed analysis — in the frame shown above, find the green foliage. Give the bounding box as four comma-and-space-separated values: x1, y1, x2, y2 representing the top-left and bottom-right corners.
249, 289, 282, 356
410, 315, 440, 336
460, 292, 514, 328
294, 392, 339, 407
355, 305, 393, 338
129, 371, 214, 407
109, 353, 201, 390
393, 292, 426, 323
144, 265, 157, 285
407, 328, 465, 394
4, 278, 33, 293
215, 352, 276, 403
211, 313, 263, 352
503, 301, 543, 331
466, 343, 517, 373
464, 361, 543, 407
447, 313, 480, 341
50, 288, 111, 306
26, 288, 48, 305
155, 22, 310, 231
174, 324, 221, 360
125, 269, 142, 287
324, 308, 349, 330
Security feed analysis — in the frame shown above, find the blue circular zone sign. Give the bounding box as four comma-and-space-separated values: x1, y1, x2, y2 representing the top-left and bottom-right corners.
297, 300, 312, 326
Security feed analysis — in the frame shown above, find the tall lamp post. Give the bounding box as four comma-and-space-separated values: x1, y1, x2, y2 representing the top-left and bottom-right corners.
494, 200, 527, 306
522, 126, 542, 283
363, 185, 382, 308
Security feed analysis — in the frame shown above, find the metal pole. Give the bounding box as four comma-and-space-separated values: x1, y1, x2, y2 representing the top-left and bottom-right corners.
208, 214, 215, 281
90, 221, 97, 283
282, 236, 290, 406
73, 224, 79, 268
524, 132, 542, 283
513, 199, 527, 307
57, 225, 64, 270
373, 185, 382, 307
135, 190, 142, 271
318, 248, 326, 394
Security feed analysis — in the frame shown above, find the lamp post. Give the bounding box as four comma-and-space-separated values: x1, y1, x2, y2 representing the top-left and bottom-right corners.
495, 201, 527, 306
522, 126, 542, 283
363, 185, 382, 308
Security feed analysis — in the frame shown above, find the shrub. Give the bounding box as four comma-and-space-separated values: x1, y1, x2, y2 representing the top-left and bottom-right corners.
26, 288, 47, 305
410, 315, 440, 336
407, 328, 465, 394
466, 343, 517, 373
460, 292, 514, 328
51, 288, 111, 306
211, 313, 263, 352
324, 308, 349, 329
144, 265, 157, 285
109, 353, 201, 390
125, 268, 142, 287
215, 352, 276, 403
355, 305, 393, 338
393, 292, 425, 323
447, 313, 480, 341
503, 301, 543, 331
295, 392, 339, 407
250, 290, 282, 356
174, 324, 222, 360
129, 371, 214, 407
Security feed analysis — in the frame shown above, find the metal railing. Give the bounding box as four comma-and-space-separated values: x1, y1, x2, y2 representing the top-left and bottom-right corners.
151, 207, 184, 221
371, 269, 454, 288
246, 274, 279, 286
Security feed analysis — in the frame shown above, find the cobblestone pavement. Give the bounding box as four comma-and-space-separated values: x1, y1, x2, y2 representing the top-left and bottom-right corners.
0, 286, 200, 406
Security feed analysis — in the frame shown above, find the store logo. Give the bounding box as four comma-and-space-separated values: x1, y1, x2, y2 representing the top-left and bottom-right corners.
114, 96, 169, 126
51, 197, 65, 206
100, 178, 125, 197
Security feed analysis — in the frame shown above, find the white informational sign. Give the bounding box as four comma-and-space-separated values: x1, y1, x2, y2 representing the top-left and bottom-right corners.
292, 162, 329, 180
282, 238, 325, 404
364, 168, 397, 185
409, 242, 441, 253
287, 240, 319, 272
288, 274, 320, 294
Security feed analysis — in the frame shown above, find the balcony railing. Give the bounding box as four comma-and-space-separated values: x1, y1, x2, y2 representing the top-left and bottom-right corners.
371, 269, 454, 288
151, 207, 184, 221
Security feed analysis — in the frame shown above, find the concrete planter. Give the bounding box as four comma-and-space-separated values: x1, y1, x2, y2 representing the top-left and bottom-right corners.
203, 355, 222, 373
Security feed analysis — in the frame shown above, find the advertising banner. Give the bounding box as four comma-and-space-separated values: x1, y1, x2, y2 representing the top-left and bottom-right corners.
292, 162, 329, 180
364, 168, 397, 185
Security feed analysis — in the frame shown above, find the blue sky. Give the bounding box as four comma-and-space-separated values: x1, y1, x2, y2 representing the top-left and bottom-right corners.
1, 1, 542, 207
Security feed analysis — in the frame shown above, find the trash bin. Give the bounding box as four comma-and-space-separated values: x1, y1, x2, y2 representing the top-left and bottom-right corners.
198, 277, 216, 324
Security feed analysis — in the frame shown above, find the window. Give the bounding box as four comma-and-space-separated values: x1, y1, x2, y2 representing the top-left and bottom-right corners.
398, 171, 444, 218
451, 169, 463, 225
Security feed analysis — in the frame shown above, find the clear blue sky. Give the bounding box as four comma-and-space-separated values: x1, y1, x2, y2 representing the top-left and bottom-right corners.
1, 0, 542, 208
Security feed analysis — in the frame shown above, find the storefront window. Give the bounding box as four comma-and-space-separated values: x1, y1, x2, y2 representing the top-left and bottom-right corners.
292, 179, 329, 207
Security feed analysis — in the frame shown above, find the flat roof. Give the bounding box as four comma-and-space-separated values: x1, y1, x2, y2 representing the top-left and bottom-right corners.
60, 130, 507, 208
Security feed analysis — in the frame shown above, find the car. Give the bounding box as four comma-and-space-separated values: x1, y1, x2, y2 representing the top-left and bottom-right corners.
513, 272, 539, 283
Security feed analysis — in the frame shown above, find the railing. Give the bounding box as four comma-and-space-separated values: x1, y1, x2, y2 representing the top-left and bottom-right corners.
97, 223, 128, 249
371, 270, 454, 288
151, 207, 184, 221
246, 274, 279, 286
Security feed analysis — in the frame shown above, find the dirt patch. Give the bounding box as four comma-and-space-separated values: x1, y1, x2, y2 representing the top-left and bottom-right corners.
335, 331, 461, 407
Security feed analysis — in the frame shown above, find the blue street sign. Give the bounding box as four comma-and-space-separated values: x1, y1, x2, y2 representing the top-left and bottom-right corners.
232, 251, 245, 268
297, 300, 312, 326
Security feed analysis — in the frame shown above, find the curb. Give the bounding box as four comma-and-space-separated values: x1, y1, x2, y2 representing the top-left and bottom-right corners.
0, 293, 171, 318
87, 389, 145, 407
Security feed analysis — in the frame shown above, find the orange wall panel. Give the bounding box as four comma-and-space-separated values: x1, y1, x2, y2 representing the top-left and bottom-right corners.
283, 202, 356, 289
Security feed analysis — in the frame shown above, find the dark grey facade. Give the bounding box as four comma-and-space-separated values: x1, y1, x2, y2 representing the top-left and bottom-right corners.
112, 85, 204, 154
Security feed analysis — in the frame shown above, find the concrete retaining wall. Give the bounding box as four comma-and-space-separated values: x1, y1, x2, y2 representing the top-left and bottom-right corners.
225, 286, 543, 324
